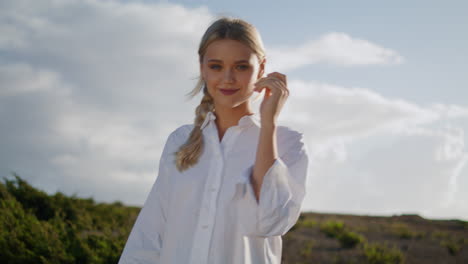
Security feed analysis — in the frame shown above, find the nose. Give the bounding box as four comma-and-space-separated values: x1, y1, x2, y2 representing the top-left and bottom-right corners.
223, 68, 235, 83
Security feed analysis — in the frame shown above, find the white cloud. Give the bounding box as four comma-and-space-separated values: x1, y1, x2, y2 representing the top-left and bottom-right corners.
301, 127, 468, 221
0, 0, 213, 205
0, 63, 65, 96
279, 79, 468, 220
281, 79, 441, 143
266, 32, 404, 72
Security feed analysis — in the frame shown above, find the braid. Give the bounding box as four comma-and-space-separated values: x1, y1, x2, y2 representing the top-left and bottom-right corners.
175, 82, 214, 172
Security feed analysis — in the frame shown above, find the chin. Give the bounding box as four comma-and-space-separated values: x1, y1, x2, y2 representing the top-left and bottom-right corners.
216, 98, 250, 109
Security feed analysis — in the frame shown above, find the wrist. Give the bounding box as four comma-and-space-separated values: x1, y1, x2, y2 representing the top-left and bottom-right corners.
260, 121, 277, 130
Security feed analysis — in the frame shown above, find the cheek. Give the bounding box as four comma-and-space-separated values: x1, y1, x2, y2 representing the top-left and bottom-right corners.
240, 71, 256, 83
244, 76, 258, 88
205, 72, 222, 83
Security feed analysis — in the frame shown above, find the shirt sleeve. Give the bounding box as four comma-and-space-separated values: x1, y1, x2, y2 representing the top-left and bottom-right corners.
118, 132, 176, 264
233, 130, 309, 237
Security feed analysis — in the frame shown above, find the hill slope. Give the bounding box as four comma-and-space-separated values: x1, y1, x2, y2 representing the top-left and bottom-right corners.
284, 212, 467, 263
0, 174, 139, 263
1, 174, 466, 263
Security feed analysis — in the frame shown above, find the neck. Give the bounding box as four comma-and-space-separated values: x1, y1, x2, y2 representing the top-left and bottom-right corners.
213, 103, 254, 132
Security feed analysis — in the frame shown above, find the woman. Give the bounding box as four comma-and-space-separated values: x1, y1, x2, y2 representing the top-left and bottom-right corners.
119, 16, 309, 264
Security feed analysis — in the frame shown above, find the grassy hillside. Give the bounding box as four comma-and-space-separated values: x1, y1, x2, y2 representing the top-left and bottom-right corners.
1, 174, 466, 263
0, 174, 139, 263
283, 212, 467, 263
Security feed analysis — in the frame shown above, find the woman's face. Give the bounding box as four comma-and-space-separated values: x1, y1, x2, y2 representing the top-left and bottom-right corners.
200, 39, 264, 110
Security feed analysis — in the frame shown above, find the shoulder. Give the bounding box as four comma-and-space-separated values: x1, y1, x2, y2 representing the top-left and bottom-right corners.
160, 124, 195, 161
170, 124, 194, 138
166, 124, 195, 146
276, 125, 305, 147
276, 125, 308, 163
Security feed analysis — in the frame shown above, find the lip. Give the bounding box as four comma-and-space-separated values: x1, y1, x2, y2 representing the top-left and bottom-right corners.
219, 89, 240, 95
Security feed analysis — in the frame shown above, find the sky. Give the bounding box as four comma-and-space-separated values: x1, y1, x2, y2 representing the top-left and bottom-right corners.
1, 0, 467, 221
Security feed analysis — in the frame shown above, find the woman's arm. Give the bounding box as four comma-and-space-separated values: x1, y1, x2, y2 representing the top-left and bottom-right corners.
234, 128, 309, 237
250, 122, 278, 203
118, 132, 176, 263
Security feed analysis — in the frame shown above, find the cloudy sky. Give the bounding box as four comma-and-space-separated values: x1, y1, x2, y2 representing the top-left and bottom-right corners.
1, 0, 467, 221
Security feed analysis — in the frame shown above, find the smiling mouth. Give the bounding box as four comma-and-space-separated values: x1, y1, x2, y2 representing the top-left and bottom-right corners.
219, 89, 240, 95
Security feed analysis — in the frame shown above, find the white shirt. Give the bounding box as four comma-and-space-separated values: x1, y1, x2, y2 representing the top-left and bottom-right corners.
118, 110, 309, 264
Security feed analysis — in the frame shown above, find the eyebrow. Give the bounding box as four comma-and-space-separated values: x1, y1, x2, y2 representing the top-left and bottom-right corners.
207, 59, 250, 63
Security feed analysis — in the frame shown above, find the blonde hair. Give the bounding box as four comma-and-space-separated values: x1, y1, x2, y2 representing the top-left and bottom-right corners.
174, 16, 266, 172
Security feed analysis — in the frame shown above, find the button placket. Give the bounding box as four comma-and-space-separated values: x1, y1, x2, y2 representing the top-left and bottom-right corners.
198, 134, 223, 231
188, 122, 224, 264
222, 127, 242, 160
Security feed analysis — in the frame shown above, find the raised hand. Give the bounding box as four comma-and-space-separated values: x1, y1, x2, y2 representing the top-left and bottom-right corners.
253, 72, 289, 126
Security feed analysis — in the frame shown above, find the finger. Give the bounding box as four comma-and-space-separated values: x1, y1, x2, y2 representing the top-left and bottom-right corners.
266, 76, 286, 89
253, 81, 269, 93
271, 79, 289, 97
267, 72, 287, 84
254, 79, 273, 93
255, 76, 281, 86
254, 79, 283, 94
262, 78, 288, 98
254, 77, 275, 88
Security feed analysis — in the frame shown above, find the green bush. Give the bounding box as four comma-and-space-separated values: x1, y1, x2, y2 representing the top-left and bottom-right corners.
391, 223, 416, 239
338, 230, 365, 249
364, 242, 405, 264
4, 174, 58, 221
320, 220, 345, 238
319, 220, 365, 249
292, 218, 317, 231
301, 219, 318, 228
0, 173, 139, 264
440, 239, 462, 256
0, 197, 71, 263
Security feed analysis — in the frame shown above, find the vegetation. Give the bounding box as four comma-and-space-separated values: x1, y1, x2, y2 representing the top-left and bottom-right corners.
284, 215, 468, 263
337, 230, 366, 249
320, 220, 345, 238
363, 242, 405, 264
1, 173, 467, 263
319, 220, 365, 249
0, 173, 139, 264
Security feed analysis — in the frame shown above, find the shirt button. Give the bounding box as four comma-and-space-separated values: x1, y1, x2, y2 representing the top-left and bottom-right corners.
202, 225, 209, 229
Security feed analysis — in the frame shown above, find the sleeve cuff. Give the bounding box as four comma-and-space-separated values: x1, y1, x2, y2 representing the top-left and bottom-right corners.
246, 158, 291, 207
233, 158, 300, 237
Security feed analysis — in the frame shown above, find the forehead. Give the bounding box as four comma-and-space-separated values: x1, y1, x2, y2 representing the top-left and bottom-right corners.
204, 39, 257, 63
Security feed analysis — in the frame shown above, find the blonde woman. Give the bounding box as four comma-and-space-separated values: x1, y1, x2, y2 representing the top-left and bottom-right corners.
119, 16, 309, 264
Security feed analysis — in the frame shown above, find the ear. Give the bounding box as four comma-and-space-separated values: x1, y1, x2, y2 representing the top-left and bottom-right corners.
200, 63, 205, 81
257, 58, 266, 79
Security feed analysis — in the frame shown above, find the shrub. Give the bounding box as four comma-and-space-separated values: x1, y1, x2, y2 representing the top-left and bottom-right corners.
391, 223, 415, 239
338, 231, 365, 249
0, 174, 138, 264
320, 220, 345, 238
3, 174, 58, 221
440, 239, 462, 256
301, 219, 318, 228
431, 230, 449, 240
364, 242, 405, 264
0, 198, 72, 263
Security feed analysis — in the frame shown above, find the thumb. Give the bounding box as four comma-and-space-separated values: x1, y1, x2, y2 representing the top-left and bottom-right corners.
264, 87, 272, 98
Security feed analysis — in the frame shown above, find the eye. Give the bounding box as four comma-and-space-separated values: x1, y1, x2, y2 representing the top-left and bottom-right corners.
209, 64, 221, 70
237, 65, 250, 70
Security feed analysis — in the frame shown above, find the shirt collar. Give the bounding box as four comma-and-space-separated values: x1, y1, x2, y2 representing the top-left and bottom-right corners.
200, 110, 260, 130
